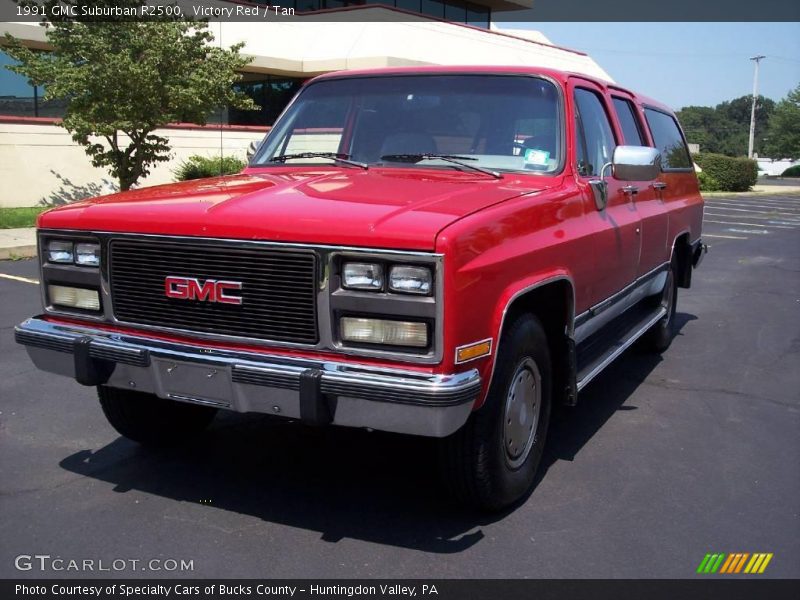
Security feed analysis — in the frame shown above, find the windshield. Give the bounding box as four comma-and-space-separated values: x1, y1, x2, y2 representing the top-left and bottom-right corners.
252, 75, 563, 174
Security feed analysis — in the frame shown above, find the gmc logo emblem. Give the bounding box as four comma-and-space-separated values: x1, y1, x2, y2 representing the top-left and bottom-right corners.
164, 276, 243, 305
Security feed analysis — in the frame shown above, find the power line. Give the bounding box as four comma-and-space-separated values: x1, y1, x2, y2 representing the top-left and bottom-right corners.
569, 47, 800, 65
573, 48, 752, 59
769, 56, 800, 64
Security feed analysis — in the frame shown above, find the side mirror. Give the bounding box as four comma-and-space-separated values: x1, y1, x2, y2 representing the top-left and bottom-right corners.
612, 146, 662, 181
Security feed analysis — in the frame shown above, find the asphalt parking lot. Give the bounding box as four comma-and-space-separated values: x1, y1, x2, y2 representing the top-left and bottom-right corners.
1, 194, 798, 579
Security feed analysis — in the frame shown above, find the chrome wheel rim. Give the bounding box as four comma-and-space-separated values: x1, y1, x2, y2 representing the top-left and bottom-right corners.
503, 358, 541, 469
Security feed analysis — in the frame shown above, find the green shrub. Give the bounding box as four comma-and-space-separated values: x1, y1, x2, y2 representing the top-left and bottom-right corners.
696, 171, 720, 192
174, 155, 246, 181
692, 153, 758, 192
781, 165, 800, 177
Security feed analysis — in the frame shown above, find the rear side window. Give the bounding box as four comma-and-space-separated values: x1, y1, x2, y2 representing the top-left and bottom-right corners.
574, 88, 617, 177
612, 97, 646, 146
644, 108, 692, 170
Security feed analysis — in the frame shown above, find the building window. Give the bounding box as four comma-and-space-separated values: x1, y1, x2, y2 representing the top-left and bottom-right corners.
444, 1, 467, 22
420, 0, 445, 18
340, 0, 490, 27
225, 74, 305, 126
0, 49, 67, 118
394, 0, 421, 11
466, 2, 490, 28
295, 0, 321, 11
285, 0, 366, 9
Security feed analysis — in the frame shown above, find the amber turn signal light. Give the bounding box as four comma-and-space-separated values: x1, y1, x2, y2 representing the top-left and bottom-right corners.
455, 339, 492, 364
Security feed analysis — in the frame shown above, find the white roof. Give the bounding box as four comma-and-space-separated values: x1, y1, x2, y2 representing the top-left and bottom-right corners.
4, 5, 612, 82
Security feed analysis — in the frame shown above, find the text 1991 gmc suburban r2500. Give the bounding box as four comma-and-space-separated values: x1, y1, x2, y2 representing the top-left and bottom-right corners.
15, 66, 706, 511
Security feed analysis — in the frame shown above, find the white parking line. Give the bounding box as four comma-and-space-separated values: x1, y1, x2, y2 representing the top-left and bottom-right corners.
707, 196, 800, 203
704, 212, 800, 224
0, 273, 40, 285
705, 198, 800, 207
704, 211, 800, 221
726, 228, 769, 235
705, 201, 800, 213
705, 204, 800, 215
703, 233, 749, 239
705, 220, 793, 229
702, 195, 800, 240
707, 195, 800, 204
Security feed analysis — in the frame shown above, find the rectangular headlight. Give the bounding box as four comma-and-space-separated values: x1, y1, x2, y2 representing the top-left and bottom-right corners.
343, 262, 383, 291
340, 317, 427, 348
389, 265, 432, 295
75, 243, 101, 267
47, 240, 73, 264
48, 285, 100, 311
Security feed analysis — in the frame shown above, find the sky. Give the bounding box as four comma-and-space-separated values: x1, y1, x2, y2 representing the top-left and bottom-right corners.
505, 22, 800, 110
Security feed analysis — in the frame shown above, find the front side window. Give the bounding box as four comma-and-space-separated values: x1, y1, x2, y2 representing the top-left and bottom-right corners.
644, 108, 692, 170
253, 75, 562, 174
574, 88, 617, 177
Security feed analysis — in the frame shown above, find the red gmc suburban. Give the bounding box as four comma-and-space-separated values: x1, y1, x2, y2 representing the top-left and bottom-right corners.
16, 66, 706, 510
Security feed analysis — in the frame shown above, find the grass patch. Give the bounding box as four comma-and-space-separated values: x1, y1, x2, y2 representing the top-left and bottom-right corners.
0, 207, 47, 229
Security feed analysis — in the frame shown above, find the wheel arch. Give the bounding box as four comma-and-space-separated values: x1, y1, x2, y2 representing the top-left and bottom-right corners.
486, 275, 578, 408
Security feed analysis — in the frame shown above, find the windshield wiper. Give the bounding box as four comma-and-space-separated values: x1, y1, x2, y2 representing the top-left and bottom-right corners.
268, 152, 368, 170
380, 153, 502, 179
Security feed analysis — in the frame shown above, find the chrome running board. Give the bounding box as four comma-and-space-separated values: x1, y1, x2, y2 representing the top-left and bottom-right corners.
576, 305, 667, 391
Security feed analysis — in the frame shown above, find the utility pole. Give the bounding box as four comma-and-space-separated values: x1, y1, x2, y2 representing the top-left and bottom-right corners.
748, 55, 766, 159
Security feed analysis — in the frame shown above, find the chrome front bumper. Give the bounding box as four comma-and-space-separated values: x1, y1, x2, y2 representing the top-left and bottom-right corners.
15, 317, 480, 437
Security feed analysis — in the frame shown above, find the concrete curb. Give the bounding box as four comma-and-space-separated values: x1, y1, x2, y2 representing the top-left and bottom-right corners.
0, 245, 37, 260
0, 227, 37, 260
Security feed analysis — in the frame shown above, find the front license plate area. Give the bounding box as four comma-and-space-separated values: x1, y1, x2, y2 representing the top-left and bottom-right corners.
154, 358, 233, 407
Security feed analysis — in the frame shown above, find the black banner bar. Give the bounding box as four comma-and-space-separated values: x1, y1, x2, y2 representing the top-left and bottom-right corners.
0, 0, 799, 23
3, 579, 800, 600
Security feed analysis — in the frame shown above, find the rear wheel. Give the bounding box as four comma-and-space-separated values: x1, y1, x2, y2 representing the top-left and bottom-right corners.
98, 386, 217, 447
439, 314, 552, 511
641, 256, 679, 353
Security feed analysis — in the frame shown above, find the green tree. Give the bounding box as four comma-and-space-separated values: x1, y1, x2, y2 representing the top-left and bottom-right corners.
717, 95, 775, 156
765, 84, 800, 160
4, 0, 257, 190
677, 95, 775, 157
676, 105, 726, 153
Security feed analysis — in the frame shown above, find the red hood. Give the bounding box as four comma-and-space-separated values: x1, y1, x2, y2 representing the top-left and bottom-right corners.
38, 167, 557, 251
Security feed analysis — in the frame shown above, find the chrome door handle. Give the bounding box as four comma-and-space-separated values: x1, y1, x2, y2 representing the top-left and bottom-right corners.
652, 182, 667, 190
622, 185, 639, 196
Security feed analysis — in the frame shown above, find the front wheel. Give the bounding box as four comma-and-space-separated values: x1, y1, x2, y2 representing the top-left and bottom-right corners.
98, 386, 218, 447
439, 314, 552, 511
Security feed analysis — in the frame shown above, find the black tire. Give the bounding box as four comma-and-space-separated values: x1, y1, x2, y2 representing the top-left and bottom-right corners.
641, 256, 679, 353
97, 386, 217, 447
439, 314, 552, 512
